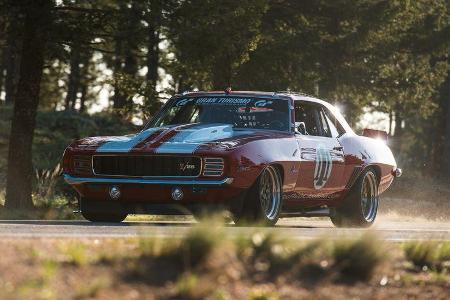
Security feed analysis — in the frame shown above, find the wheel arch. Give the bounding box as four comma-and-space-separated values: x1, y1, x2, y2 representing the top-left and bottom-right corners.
251, 162, 285, 186
271, 163, 285, 184
364, 164, 381, 184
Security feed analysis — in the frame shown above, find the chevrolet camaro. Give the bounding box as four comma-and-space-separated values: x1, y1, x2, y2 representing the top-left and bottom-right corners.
63, 91, 402, 227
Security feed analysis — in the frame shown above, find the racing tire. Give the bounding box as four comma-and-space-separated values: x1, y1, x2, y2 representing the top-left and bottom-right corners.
81, 211, 128, 223
234, 165, 283, 226
80, 198, 127, 223
330, 168, 379, 228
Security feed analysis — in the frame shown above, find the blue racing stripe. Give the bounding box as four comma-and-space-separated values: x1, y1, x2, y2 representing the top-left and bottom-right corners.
155, 124, 251, 154
96, 128, 160, 152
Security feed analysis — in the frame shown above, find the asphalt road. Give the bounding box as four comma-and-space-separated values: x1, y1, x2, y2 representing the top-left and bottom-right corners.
0, 219, 449, 241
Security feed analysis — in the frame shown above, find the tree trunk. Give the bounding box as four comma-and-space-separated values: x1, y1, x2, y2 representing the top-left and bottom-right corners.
394, 107, 403, 139
4, 15, 21, 105
433, 70, 450, 179
78, 54, 90, 113
65, 44, 81, 110
392, 108, 404, 158
79, 82, 87, 113
0, 49, 5, 101
388, 110, 393, 136
442, 95, 450, 180
146, 0, 161, 86
0, 16, 6, 99
112, 38, 125, 109
5, 0, 52, 210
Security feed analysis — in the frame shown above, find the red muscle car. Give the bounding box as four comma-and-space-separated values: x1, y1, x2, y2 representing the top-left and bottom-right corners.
63, 91, 402, 227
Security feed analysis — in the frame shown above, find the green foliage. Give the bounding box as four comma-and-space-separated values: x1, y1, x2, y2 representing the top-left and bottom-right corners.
404, 241, 450, 272
74, 277, 110, 300
176, 273, 200, 300
179, 220, 225, 266
247, 289, 281, 300
59, 242, 89, 266
168, 0, 269, 89
332, 233, 385, 281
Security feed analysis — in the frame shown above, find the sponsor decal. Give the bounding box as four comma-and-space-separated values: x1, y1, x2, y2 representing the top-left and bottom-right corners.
175, 97, 253, 107
313, 144, 332, 190
176, 98, 194, 106
254, 100, 273, 107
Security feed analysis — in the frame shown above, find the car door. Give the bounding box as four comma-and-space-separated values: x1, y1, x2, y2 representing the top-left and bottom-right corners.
294, 101, 345, 199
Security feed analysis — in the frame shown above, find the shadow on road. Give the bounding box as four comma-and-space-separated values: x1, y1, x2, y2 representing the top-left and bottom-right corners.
0, 219, 329, 229
0, 220, 194, 227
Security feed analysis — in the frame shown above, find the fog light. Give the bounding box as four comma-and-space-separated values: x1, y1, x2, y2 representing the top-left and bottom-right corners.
109, 186, 121, 200
171, 187, 183, 201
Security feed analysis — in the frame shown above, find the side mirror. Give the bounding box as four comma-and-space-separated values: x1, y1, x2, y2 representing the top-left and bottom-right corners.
296, 122, 307, 135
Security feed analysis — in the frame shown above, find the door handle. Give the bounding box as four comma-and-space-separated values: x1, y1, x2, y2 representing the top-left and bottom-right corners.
333, 146, 343, 151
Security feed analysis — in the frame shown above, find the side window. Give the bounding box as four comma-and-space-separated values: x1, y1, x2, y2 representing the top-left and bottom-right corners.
323, 107, 346, 137
295, 102, 327, 137
318, 109, 331, 137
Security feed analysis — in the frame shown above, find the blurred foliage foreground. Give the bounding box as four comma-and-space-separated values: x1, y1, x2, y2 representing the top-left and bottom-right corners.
0, 222, 448, 299
0, 105, 136, 217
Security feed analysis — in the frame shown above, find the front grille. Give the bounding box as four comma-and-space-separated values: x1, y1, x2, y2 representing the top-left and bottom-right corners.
203, 157, 224, 176
92, 155, 201, 177
73, 155, 92, 175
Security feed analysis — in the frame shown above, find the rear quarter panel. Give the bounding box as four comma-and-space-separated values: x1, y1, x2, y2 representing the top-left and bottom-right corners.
339, 133, 397, 194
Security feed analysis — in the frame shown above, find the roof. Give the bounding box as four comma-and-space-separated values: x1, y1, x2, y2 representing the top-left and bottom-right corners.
178, 90, 326, 102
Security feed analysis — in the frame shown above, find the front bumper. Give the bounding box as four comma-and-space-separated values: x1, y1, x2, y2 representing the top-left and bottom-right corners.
64, 174, 234, 186
63, 174, 241, 204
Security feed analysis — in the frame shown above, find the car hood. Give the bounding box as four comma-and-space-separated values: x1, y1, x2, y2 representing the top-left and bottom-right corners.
68, 123, 288, 154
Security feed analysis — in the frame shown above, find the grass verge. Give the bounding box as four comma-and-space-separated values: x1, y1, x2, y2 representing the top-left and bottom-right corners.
0, 221, 448, 299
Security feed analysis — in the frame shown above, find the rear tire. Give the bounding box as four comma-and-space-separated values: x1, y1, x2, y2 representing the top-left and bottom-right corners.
330, 168, 379, 228
234, 165, 283, 226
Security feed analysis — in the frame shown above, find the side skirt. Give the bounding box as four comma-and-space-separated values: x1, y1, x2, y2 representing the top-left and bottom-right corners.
280, 207, 330, 217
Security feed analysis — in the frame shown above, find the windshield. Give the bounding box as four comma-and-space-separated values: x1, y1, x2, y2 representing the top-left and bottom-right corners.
150, 96, 290, 131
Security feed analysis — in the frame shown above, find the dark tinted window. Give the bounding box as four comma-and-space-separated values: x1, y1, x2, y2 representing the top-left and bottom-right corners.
295, 102, 338, 137
152, 97, 290, 131
295, 103, 321, 136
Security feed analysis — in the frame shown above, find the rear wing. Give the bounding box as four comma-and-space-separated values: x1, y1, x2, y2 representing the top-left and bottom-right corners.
362, 128, 388, 141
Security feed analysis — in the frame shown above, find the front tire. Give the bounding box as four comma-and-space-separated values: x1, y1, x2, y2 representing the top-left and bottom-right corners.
330, 168, 379, 228
234, 165, 283, 226
80, 198, 127, 223
81, 211, 128, 223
